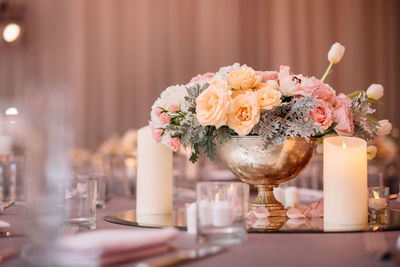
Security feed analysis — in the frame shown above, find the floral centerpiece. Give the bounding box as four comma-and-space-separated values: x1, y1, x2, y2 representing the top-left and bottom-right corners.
150, 42, 392, 163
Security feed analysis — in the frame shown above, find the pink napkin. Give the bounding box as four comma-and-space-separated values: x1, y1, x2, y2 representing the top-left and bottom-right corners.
55, 228, 178, 266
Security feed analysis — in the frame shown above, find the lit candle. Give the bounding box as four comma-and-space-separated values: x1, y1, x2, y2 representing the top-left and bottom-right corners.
324, 136, 368, 226
198, 200, 212, 226
212, 194, 233, 227
368, 190, 387, 210
136, 126, 172, 214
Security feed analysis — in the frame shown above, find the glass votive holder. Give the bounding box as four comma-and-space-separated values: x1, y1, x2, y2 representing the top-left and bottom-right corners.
368, 186, 389, 223
196, 182, 249, 245
65, 178, 97, 230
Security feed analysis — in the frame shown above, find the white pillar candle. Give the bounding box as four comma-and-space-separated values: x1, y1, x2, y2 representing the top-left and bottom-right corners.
212, 201, 233, 227
186, 203, 197, 234
273, 187, 285, 205
136, 126, 172, 214
284, 187, 299, 208
324, 136, 368, 226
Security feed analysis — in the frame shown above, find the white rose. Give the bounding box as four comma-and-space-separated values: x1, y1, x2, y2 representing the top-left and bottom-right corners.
366, 84, 384, 100
328, 42, 345, 64
377, 120, 392, 136
367, 145, 377, 160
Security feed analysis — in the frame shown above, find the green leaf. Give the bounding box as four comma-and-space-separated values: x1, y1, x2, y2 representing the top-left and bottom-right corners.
189, 143, 200, 163
347, 90, 362, 100
365, 115, 378, 122
367, 97, 383, 105
214, 127, 232, 144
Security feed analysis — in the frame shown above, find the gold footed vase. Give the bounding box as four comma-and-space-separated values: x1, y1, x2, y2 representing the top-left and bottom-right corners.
217, 136, 318, 225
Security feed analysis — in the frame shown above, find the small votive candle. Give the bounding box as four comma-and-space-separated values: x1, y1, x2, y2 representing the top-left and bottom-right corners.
368, 187, 389, 210
368, 186, 389, 224
212, 200, 233, 227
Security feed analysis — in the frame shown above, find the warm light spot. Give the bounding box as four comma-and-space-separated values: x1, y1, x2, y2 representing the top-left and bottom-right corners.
373, 225, 379, 231
5, 107, 18, 115
372, 190, 380, 199
124, 157, 136, 168
215, 192, 220, 202
342, 141, 347, 149
2, 23, 21, 43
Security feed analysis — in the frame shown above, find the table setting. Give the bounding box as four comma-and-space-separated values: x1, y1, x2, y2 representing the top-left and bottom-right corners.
0, 41, 400, 267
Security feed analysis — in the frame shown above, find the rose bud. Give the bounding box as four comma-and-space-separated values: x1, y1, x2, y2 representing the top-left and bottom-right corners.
377, 119, 392, 136
366, 84, 384, 100
328, 42, 345, 64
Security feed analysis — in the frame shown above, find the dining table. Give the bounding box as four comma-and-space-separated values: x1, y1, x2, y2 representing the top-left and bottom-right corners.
1, 198, 399, 267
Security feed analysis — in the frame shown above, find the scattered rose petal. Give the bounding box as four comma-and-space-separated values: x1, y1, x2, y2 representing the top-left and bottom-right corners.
287, 207, 306, 219
287, 218, 305, 228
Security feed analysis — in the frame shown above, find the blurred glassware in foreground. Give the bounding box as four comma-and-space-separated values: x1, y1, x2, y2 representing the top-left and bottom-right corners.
64, 177, 97, 230
196, 182, 249, 245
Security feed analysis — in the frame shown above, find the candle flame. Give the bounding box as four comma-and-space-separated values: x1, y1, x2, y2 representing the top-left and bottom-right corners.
373, 225, 379, 231
342, 141, 347, 149
372, 190, 380, 199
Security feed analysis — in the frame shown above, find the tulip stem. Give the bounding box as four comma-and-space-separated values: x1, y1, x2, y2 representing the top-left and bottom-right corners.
321, 62, 333, 83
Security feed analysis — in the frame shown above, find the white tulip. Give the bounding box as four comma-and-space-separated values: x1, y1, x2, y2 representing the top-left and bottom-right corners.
367, 145, 377, 160
328, 42, 345, 64
377, 120, 392, 136
366, 84, 384, 100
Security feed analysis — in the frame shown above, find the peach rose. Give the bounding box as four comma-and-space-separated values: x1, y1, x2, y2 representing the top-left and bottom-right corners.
231, 89, 247, 98
190, 72, 214, 83
310, 100, 334, 130
168, 137, 181, 152
256, 71, 278, 82
228, 66, 256, 90
256, 84, 282, 110
154, 107, 163, 116
196, 79, 230, 128
333, 103, 354, 136
227, 91, 260, 136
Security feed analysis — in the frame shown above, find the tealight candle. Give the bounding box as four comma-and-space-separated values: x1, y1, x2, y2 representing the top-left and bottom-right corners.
368, 187, 389, 211
212, 201, 233, 227
284, 187, 299, 208
368, 197, 387, 210
198, 200, 212, 226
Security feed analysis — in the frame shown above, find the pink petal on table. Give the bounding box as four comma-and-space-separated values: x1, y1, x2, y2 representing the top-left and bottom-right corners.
252, 207, 270, 219
287, 218, 305, 228
287, 207, 305, 219
303, 205, 313, 218
310, 218, 324, 230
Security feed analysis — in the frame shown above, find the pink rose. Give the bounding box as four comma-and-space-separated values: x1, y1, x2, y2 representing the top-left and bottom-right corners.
333, 102, 354, 136
336, 93, 352, 108
159, 113, 171, 124
154, 107, 163, 116
152, 128, 163, 142
167, 137, 181, 152
256, 71, 278, 82
190, 72, 214, 83
305, 77, 337, 105
310, 100, 334, 130
167, 104, 180, 113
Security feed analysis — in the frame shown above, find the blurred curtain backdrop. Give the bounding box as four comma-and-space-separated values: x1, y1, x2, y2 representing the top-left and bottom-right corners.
0, 0, 399, 150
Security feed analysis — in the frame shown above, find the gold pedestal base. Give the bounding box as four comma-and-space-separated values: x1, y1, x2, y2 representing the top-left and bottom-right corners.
250, 185, 286, 217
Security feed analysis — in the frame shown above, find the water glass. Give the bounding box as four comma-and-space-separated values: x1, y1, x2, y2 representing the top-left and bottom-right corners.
65, 178, 97, 230
103, 154, 136, 199
196, 182, 249, 244
0, 155, 18, 207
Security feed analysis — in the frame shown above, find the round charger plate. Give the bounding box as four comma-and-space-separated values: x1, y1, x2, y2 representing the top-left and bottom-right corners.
104, 208, 400, 233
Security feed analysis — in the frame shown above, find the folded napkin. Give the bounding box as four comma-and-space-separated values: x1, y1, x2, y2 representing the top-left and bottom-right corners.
55, 228, 178, 266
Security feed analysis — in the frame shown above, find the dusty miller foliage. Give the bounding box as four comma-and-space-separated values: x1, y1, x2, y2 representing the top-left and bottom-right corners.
252, 96, 321, 148
350, 91, 379, 140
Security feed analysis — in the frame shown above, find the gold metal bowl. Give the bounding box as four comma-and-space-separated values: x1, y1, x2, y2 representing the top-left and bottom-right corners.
217, 136, 318, 217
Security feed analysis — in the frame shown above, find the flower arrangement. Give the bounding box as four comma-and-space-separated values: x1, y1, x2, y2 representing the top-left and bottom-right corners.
150, 42, 392, 163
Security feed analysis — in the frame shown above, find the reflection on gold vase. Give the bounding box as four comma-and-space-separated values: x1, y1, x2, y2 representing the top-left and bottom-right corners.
218, 136, 318, 218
